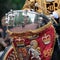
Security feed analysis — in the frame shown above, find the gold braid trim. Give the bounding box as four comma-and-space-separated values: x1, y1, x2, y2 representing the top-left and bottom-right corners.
7, 21, 52, 37
51, 25, 56, 59
31, 21, 52, 33
12, 42, 20, 60
3, 46, 13, 60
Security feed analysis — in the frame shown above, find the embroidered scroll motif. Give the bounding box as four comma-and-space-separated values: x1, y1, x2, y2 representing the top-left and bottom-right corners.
43, 48, 53, 57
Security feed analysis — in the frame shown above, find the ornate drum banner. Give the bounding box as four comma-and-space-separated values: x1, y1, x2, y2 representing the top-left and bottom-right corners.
2, 10, 56, 60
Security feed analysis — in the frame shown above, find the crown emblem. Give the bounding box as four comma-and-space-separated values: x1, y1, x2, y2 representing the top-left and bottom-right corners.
13, 37, 25, 46
42, 34, 51, 44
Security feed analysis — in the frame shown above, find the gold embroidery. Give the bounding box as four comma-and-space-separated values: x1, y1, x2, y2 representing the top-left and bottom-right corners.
43, 48, 53, 57
42, 34, 51, 44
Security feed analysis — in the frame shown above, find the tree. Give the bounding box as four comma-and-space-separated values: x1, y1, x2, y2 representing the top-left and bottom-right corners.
0, 0, 25, 26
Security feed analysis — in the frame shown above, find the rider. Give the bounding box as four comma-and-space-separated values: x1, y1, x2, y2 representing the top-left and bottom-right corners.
50, 10, 60, 60
51, 9, 60, 23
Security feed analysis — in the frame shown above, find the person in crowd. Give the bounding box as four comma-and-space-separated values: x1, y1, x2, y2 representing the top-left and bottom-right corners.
1, 16, 11, 47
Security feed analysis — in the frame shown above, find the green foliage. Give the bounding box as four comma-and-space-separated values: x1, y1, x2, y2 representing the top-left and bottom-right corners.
11, 0, 26, 9
0, 0, 25, 9
0, 0, 26, 26
0, 0, 8, 4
